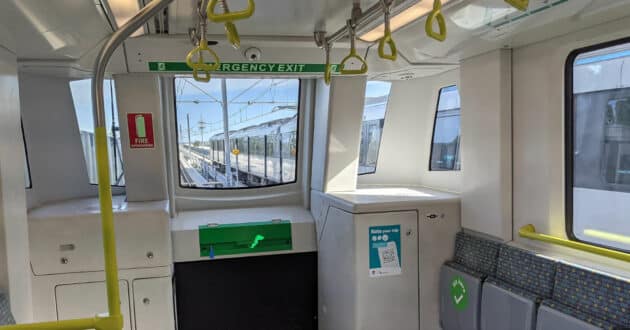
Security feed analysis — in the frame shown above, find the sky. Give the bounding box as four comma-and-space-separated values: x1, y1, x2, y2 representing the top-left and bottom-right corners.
174, 78, 300, 143
70, 79, 118, 134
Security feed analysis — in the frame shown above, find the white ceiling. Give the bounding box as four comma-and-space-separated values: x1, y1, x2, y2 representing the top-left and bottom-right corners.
2, 0, 630, 79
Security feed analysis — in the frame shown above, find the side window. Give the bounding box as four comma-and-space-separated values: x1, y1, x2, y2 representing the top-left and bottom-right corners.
22, 121, 32, 189
70, 79, 125, 186
567, 39, 630, 252
174, 77, 300, 189
429, 85, 461, 171
358, 81, 392, 175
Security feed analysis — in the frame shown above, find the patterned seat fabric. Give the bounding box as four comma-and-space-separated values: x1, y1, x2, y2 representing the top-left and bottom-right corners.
495, 245, 556, 299
541, 300, 617, 330
0, 292, 15, 325
444, 261, 484, 279
452, 232, 501, 276
485, 277, 539, 302
552, 263, 630, 328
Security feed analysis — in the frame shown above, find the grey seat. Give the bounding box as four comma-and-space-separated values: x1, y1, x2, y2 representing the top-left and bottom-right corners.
480, 245, 556, 330
536, 263, 630, 330
440, 232, 501, 330
0, 292, 15, 325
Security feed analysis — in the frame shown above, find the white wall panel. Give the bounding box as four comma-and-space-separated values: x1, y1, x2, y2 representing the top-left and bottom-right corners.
358, 69, 462, 193
114, 74, 167, 202
0, 46, 32, 322
460, 49, 512, 241
512, 17, 630, 241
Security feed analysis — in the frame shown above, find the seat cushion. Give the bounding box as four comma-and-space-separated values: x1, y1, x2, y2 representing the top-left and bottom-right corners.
552, 263, 630, 328
452, 232, 501, 276
0, 293, 15, 325
537, 301, 616, 330
481, 279, 537, 330
495, 245, 556, 298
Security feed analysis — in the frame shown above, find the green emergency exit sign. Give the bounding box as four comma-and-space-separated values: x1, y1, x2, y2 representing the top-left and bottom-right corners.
148, 61, 339, 74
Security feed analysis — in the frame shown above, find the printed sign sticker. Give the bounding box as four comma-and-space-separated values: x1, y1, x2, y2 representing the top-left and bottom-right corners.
128, 113, 154, 149
451, 276, 468, 311
369, 225, 402, 278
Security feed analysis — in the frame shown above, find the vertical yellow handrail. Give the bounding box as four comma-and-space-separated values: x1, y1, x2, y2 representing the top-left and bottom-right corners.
0, 0, 174, 329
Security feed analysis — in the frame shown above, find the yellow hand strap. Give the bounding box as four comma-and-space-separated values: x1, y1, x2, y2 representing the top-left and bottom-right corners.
425, 0, 447, 42
224, 21, 241, 49
323, 42, 333, 85
378, 0, 397, 61
207, 0, 255, 23
505, 0, 529, 11
185, 38, 220, 82
340, 20, 368, 75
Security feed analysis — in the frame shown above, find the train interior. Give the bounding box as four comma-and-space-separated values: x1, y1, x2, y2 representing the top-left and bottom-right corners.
0, 0, 629, 329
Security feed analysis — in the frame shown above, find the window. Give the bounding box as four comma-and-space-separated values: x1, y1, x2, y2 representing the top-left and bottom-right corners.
430, 85, 461, 171
358, 81, 391, 175
22, 121, 31, 189
567, 38, 630, 252
70, 79, 125, 186
174, 77, 300, 189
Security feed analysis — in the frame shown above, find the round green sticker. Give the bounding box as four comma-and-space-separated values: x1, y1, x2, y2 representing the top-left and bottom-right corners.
450, 276, 468, 311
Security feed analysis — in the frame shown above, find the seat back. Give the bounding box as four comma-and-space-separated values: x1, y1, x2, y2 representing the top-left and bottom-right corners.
552, 263, 630, 328
0, 292, 15, 325
453, 231, 501, 276
495, 245, 556, 299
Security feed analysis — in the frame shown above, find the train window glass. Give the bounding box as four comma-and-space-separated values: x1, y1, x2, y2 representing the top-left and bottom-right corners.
567, 39, 630, 252
358, 81, 391, 175
22, 121, 32, 189
430, 85, 461, 171
174, 77, 300, 189
70, 79, 125, 186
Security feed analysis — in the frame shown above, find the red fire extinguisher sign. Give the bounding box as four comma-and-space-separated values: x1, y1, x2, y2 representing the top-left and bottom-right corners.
128, 113, 155, 149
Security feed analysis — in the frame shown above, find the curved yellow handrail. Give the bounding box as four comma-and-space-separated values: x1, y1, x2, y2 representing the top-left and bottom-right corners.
224, 21, 241, 49
185, 39, 220, 83
207, 0, 255, 23
425, 0, 447, 42
505, 0, 529, 11
519, 224, 630, 263
378, 0, 397, 61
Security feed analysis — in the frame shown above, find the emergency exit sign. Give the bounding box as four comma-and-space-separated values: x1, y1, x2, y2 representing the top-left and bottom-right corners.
128, 113, 154, 149
148, 61, 339, 74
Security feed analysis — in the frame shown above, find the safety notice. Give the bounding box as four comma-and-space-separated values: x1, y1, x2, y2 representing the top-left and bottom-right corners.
369, 225, 402, 278
128, 113, 154, 149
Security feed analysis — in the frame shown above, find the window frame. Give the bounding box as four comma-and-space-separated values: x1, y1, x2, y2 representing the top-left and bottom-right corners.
358, 81, 392, 176
429, 85, 461, 172
564, 36, 630, 253
21, 120, 32, 189
172, 77, 302, 190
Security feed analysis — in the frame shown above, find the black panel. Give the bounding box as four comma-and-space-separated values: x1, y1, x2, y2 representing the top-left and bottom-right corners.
175, 252, 317, 330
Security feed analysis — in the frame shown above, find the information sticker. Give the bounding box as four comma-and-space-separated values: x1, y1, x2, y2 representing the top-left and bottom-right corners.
369, 225, 402, 278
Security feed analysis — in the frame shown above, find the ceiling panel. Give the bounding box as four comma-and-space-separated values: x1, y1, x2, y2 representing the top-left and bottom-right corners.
168, 0, 381, 36
0, 0, 113, 60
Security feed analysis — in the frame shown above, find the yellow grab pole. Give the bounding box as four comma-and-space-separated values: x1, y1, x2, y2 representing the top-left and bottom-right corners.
94, 126, 122, 323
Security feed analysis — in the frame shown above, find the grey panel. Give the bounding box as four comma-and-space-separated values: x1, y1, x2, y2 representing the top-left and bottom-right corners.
440, 264, 482, 330
536, 306, 603, 330
480, 282, 536, 330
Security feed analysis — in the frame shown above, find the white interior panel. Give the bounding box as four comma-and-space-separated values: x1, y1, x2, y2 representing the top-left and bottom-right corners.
460, 49, 512, 241
358, 69, 462, 192
132, 277, 175, 330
